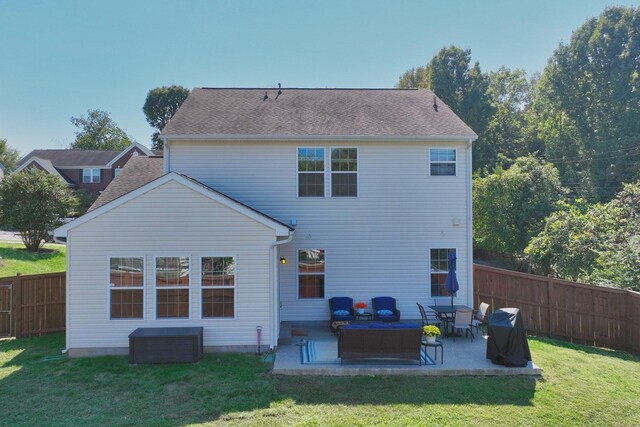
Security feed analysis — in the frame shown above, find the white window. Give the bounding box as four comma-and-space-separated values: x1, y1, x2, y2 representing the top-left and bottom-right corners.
298, 249, 325, 299
155, 257, 190, 319
330, 147, 358, 197
298, 148, 325, 197
82, 168, 101, 183
114, 167, 122, 177
430, 248, 456, 297
109, 257, 144, 319
201, 257, 236, 318
429, 149, 456, 176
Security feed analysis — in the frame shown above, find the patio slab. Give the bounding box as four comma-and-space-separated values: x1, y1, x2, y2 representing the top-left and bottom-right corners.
272, 322, 542, 376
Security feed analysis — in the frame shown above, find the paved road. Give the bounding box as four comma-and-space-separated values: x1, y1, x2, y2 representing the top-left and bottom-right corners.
0, 230, 23, 242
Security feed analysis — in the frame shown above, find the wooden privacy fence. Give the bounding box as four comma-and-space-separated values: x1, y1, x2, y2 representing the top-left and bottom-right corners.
474, 264, 640, 355
0, 272, 65, 338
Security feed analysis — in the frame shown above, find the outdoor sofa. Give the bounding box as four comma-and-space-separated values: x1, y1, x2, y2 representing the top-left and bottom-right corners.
338, 322, 423, 364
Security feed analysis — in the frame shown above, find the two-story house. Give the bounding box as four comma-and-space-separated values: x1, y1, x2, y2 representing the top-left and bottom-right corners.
54, 88, 477, 356
15, 143, 156, 193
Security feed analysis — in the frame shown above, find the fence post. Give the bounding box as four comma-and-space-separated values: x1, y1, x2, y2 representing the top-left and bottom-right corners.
12, 273, 22, 338
547, 275, 554, 339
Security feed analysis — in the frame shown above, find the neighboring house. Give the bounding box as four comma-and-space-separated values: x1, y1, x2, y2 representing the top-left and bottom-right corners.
55, 88, 477, 356
15, 143, 156, 193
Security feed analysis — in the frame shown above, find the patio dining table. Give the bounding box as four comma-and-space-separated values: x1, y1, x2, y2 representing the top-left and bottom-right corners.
428, 305, 473, 336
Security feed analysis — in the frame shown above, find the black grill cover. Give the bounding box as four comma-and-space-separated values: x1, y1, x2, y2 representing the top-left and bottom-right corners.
486, 308, 532, 367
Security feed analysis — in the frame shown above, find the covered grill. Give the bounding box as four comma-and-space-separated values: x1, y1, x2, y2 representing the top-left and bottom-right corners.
486, 308, 532, 367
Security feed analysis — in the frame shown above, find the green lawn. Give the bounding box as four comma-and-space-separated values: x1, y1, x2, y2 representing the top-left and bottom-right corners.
0, 242, 66, 277
0, 334, 638, 426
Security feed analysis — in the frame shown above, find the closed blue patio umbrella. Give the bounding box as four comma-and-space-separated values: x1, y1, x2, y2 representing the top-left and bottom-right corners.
444, 252, 459, 308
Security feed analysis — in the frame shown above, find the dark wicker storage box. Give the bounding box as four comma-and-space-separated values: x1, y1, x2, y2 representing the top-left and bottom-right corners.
128, 327, 203, 364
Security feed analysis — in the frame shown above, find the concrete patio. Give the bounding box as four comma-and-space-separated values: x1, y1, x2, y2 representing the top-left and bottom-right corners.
272, 321, 542, 376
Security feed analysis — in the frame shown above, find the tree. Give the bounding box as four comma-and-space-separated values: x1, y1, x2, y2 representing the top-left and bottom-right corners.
0, 138, 20, 172
0, 169, 74, 251
143, 85, 190, 150
397, 46, 494, 169
473, 156, 567, 258
479, 68, 533, 170
70, 109, 134, 150
538, 6, 640, 201
526, 181, 640, 291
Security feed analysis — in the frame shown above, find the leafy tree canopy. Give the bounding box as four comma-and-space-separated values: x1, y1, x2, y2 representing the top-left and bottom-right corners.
70, 109, 134, 150
473, 156, 567, 257
0, 138, 20, 172
143, 85, 190, 150
0, 169, 75, 251
526, 181, 640, 291
539, 6, 640, 201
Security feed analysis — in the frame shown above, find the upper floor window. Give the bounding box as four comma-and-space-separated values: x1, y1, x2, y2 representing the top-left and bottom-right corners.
114, 167, 122, 178
331, 148, 358, 197
429, 149, 456, 176
109, 257, 144, 319
298, 148, 325, 197
83, 168, 101, 183
430, 248, 456, 297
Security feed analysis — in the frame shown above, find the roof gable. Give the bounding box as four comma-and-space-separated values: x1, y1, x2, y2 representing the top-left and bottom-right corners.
161, 88, 477, 140
14, 157, 75, 185
17, 143, 154, 169
55, 173, 292, 239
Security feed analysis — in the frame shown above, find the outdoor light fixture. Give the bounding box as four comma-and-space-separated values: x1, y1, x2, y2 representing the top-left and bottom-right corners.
280, 257, 287, 265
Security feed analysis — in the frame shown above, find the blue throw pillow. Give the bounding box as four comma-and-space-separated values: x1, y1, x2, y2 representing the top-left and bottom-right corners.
377, 309, 394, 316
333, 310, 349, 316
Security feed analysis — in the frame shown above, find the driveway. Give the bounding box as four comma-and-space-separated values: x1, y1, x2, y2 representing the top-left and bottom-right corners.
0, 230, 23, 242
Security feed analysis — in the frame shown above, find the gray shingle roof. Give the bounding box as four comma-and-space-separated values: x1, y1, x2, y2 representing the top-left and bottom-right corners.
161, 88, 477, 139
17, 149, 122, 167
88, 156, 164, 212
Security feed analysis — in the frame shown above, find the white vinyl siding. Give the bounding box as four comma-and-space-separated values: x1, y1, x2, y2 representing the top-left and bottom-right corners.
65, 180, 276, 351
169, 140, 471, 321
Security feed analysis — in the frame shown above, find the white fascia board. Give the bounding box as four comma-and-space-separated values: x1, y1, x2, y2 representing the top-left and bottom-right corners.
106, 143, 154, 167
161, 134, 479, 143
54, 172, 291, 238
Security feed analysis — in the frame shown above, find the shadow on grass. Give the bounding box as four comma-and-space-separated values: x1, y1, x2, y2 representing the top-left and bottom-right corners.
0, 334, 543, 426
528, 335, 640, 362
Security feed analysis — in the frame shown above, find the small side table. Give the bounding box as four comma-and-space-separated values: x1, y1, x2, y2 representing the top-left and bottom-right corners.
355, 312, 372, 321
421, 339, 444, 365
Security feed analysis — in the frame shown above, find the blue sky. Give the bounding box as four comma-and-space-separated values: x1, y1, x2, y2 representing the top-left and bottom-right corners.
0, 0, 636, 154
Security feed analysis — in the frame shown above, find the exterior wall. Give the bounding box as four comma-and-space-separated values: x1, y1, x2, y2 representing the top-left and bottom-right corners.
66, 179, 276, 352
168, 140, 472, 321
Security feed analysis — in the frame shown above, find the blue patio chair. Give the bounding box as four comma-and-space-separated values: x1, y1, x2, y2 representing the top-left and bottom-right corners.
372, 296, 401, 321
329, 297, 355, 328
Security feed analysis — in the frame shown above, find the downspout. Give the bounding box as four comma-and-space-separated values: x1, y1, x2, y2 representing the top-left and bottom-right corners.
61, 230, 71, 354
163, 138, 170, 173
270, 232, 294, 350
467, 138, 474, 308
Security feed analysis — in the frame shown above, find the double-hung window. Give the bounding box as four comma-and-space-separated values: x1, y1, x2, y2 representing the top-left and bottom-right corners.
201, 257, 236, 318
298, 148, 325, 197
155, 257, 190, 319
430, 248, 456, 297
298, 249, 325, 299
109, 257, 144, 319
330, 148, 358, 197
82, 168, 101, 183
429, 149, 456, 176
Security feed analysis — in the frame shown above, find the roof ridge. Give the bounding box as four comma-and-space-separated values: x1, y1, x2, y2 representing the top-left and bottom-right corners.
198, 87, 421, 91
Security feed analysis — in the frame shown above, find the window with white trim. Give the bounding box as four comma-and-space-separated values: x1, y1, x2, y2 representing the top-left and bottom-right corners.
114, 167, 122, 177
429, 149, 456, 176
430, 248, 456, 297
109, 257, 144, 319
331, 148, 358, 197
201, 257, 235, 318
155, 257, 190, 319
298, 148, 325, 197
82, 168, 101, 183
298, 249, 325, 298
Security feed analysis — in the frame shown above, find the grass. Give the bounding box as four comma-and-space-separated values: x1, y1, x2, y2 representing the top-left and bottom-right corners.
0, 242, 66, 277
0, 334, 638, 426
